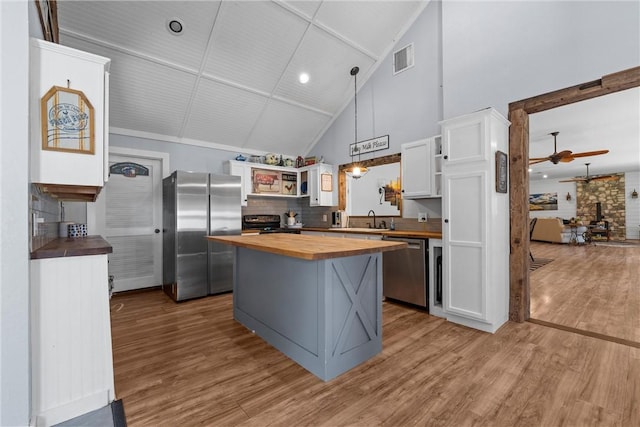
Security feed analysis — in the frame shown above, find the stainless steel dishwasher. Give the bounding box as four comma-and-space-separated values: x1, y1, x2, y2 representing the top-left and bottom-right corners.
382, 236, 428, 308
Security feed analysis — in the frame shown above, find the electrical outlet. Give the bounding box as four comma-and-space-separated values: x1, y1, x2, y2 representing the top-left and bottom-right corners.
418, 212, 427, 223
322, 214, 327, 222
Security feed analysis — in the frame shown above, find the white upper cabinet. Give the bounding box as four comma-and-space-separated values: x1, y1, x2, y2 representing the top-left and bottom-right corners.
440, 108, 510, 334
30, 39, 110, 200
224, 161, 251, 206
401, 135, 442, 198
308, 163, 335, 207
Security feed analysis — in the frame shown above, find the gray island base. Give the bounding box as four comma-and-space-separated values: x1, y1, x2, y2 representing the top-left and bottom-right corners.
208, 234, 406, 381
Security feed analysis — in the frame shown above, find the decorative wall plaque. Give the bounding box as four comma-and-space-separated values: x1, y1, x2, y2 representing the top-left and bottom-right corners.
41, 85, 95, 154
349, 135, 389, 156
495, 150, 508, 193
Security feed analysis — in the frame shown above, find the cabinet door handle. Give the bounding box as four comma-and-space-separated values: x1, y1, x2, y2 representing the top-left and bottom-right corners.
444, 219, 449, 223
155, 229, 160, 233
443, 155, 448, 160
401, 189, 405, 193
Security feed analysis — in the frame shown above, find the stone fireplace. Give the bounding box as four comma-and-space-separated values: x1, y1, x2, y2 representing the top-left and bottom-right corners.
576, 173, 626, 240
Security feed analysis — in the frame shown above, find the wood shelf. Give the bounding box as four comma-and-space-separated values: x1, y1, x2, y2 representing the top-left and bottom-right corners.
35, 183, 102, 202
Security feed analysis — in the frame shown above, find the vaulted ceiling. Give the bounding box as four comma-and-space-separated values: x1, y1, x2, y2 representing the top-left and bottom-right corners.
57, 0, 428, 157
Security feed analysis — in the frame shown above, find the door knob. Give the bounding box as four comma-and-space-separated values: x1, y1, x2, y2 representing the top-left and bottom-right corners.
155, 229, 160, 233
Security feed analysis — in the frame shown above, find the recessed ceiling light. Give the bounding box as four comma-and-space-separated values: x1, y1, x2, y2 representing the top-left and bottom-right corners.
167, 19, 184, 35
298, 73, 310, 84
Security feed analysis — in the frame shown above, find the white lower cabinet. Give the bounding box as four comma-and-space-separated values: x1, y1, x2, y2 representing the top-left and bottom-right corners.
440, 108, 510, 333
30, 255, 115, 426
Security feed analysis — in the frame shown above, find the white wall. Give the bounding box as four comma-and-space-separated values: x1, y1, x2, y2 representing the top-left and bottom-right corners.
348, 163, 401, 216
310, 0, 443, 167
310, 1, 639, 220
529, 180, 576, 221
441, 1, 640, 119
110, 133, 238, 175
0, 1, 31, 425
625, 171, 640, 239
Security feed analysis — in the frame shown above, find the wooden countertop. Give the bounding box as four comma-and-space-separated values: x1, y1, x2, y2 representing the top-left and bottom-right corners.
30, 235, 113, 260
208, 233, 407, 261
301, 227, 443, 239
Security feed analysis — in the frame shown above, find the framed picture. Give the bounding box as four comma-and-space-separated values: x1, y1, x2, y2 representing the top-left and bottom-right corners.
321, 173, 332, 192
529, 192, 558, 211
252, 169, 281, 193
495, 150, 508, 193
281, 172, 297, 195
41, 85, 95, 154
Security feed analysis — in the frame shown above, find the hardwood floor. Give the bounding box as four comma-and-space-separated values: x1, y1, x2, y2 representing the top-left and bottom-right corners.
530, 241, 640, 345
110, 290, 638, 426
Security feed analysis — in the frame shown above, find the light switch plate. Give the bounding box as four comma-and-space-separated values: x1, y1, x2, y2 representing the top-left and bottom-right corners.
418, 212, 427, 222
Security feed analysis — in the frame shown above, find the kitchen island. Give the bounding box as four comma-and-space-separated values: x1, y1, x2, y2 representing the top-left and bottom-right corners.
207, 233, 406, 381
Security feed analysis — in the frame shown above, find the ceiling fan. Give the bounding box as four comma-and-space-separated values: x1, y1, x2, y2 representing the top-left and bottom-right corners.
529, 131, 609, 165
558, 163, 620, 183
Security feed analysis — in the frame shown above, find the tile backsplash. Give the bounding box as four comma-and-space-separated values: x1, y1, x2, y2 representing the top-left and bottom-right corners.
243, 196, 334, 228
30, 184, 60, 251
242, 196, 442, 232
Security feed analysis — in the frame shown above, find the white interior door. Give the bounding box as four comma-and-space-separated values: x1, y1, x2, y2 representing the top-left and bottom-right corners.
104, 154, 162, 292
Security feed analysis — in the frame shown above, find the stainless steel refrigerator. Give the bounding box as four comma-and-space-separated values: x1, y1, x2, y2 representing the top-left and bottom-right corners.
162, 171, 241, 301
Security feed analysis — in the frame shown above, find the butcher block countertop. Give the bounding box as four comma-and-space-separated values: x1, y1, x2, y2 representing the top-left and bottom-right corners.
302, 227, 443, 239
208, 233, 406, 261
30, 236, 113, 260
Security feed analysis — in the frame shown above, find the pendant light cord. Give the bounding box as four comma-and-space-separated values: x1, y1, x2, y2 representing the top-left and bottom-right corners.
351, 66, 360, 163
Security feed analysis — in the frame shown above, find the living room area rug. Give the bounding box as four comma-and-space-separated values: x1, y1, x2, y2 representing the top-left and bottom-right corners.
530, 258, 553, 272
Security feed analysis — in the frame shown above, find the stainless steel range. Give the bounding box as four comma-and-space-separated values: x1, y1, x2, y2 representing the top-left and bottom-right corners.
242, 214, 301, 234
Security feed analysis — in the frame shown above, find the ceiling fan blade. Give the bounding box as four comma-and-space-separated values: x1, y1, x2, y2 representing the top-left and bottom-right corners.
558, 177, 586, 182
529, 157, 550, 165
589, 174, 619, 182
568, 149, 610, 159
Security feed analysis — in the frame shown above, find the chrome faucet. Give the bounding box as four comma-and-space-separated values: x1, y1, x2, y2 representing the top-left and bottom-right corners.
368, 210, 376, 228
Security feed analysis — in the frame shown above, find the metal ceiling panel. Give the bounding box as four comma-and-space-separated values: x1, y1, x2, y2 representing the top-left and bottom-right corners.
56, 1, 428, 155
246, 99, 331, 155
60, 35, 197, 137
315, 1, 425, 57
58, 1, 221, 71
274, 26, 375, 113
183, 78, 269, 146
281, 1, 323, 19
203, 1, 308, 93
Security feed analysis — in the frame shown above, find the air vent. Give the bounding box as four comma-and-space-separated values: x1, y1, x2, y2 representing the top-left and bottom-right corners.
393, 43, 414, 75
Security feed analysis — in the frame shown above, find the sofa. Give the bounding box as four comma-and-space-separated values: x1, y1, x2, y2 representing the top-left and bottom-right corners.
531, 217, 587, 244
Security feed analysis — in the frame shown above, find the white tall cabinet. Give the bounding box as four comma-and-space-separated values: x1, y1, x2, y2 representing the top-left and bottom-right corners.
440, 108, 510, 333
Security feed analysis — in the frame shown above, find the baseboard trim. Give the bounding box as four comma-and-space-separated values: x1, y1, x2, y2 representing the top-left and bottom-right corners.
528, 318, 640, 349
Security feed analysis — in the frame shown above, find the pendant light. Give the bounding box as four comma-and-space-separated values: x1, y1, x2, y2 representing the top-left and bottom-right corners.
344, 66, 368, 179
